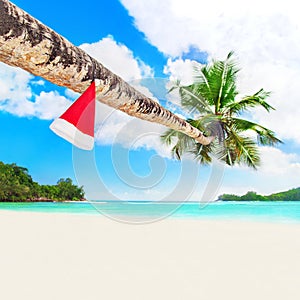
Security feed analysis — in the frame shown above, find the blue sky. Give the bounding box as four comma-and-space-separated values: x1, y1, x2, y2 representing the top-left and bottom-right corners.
1, 0, 300, 200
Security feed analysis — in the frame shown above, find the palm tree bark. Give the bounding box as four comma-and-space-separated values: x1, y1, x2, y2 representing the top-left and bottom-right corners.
0, 0, 212, 145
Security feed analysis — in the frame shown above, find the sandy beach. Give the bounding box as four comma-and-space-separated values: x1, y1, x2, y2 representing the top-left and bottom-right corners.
0, 211, 299, 300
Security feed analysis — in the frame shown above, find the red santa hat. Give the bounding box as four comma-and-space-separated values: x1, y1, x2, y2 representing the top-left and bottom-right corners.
50, 80, 98, 150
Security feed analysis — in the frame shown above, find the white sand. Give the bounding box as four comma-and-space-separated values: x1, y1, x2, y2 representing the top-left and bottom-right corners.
0, 211, 300, 300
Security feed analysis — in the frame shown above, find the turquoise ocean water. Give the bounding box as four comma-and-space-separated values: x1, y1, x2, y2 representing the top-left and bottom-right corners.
0, 201, 300, 223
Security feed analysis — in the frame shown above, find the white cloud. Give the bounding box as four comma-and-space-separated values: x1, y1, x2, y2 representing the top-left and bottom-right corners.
121, 0, 299, 58
80, 36, 154, 81
0, 62, 34, 116
33, 91, 72, 120
214, 146, 300, 196
64, 89, 80, 100
0, 62, 72, 120
121, 0, 300, 146
163, 58, 205, 111
259, 147, 300, 176
95, 102, 172, 158
31, 79, 45, 86
105, 144, 300, 201
0, 37, 167, 155
163, 58, 200, 86
79, 35, 173, 156
1, 34, 155, 123
119, 0, 300, 196
79, 36, 173, 156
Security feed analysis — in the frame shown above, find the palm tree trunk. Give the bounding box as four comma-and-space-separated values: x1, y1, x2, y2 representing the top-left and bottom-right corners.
0, 0, 212, 145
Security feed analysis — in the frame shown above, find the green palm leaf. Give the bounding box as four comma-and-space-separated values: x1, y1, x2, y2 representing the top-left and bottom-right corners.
227, 132, 260, 169
224, 89, 274, 115
206, 52, 239, 112
161, 51, 281, 170
179, 85, 214, 115
161, 129, 195, 160
188, 115, 225, 140
231, 118, 282, 145
190, 143, 212, 164
160, 128, 177, 146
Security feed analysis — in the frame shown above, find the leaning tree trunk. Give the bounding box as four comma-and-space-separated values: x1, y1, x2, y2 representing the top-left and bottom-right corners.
0, 0, 212, 145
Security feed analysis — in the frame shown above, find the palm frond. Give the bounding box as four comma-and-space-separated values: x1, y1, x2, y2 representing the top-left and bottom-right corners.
167, 79, 181, 94
178, 85, 214, 115
193, 63, 211, 91
172, 132, 196, 160
188, 115, 225, 140
225, 88, 274, 115
192, 64, 213, 104
161, 51, 279, 170
160, 128, 177, 146
227, 132, 260, 169
161, 129, 196, 160
231, 117, 282, 146
204, 53, 239, 112
190, 143, 212, 165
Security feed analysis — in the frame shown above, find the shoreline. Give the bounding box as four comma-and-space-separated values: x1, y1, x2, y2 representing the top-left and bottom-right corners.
0, 199, 86, 203
2, 199, 300, 203
0, 211, 299, 299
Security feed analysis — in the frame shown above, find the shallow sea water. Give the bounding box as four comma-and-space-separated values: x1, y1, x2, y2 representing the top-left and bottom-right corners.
0, 201, 300, 224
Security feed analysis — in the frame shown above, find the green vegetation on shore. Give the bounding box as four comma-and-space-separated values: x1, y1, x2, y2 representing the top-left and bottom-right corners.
0, 161, 84, 202
219, 188, 300, 201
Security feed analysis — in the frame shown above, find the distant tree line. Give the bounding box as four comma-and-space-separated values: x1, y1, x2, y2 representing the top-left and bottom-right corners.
219, 188, 300, 201
0, 161, 85, 201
